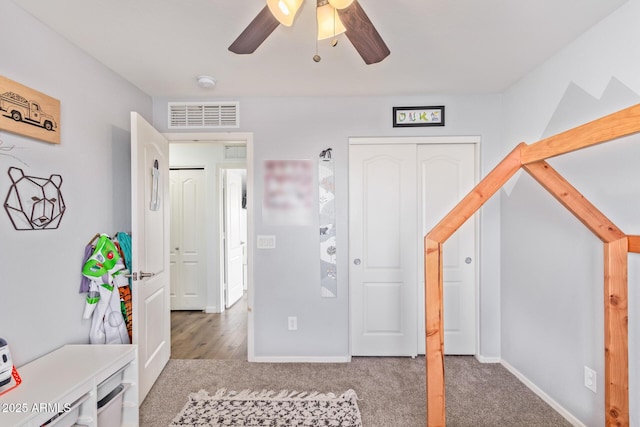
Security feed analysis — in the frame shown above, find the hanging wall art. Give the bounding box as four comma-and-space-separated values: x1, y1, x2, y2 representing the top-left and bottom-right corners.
319, 148, 337, 298
0, 75, 60, 144
393, 105, 445, 127
263, 159, 314, 226
4, 167, 66, 230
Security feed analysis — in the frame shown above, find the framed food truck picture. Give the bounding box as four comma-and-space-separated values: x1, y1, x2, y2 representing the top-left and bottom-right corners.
0, 75, 60, 144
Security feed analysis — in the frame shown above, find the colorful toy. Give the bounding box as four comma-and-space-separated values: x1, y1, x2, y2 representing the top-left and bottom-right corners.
0, 338, 12, 388
82, 234, 130, 344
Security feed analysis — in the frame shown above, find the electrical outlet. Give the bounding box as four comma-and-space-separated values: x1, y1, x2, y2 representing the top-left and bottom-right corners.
584, 366, 597, 393
288, 316, 297, 331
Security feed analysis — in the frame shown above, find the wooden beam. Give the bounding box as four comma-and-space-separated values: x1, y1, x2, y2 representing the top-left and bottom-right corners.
521, 104, 640, 164
604, 238, 629, 427
627, 236, 640, 253
523, 161, 625, 243
427, 143, 525, 243
425, 238, 445, 427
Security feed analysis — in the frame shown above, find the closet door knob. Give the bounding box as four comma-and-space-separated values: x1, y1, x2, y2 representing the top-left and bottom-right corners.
354, 258, 361, 265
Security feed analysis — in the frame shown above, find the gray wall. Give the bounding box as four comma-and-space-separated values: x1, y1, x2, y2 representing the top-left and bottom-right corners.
501, 0, 640, 424
0, 1, 152, 366
154, 94, 504, 359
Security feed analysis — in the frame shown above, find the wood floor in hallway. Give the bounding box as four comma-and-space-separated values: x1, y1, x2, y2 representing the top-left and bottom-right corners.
170, 293, 247, 360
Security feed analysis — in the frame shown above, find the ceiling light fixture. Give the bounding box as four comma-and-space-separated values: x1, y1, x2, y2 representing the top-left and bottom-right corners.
314, 0, 346, 61
266, 0, 303, 26
196, 76, 216, 89
229, 0, 390, 65
317, 0, 346, 42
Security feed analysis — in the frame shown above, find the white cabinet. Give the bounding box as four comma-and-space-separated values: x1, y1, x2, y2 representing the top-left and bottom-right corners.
0, 345, 138, 427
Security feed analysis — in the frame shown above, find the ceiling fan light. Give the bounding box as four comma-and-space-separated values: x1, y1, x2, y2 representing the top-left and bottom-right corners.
317, 4, 346, 40
327, 0, 354, 10
266, 0, 303, 26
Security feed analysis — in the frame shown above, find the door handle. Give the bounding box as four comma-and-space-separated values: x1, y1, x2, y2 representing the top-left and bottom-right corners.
353, 258, 361, 265
123, 271, 137, 280
140, 271, 156, 279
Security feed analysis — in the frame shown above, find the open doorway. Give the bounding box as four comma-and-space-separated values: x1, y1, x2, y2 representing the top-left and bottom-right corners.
220, 167, 247, 309
165, 134, 253, 360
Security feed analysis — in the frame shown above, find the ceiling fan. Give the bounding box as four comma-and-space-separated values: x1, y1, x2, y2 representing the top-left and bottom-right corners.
228, 0, 390, 65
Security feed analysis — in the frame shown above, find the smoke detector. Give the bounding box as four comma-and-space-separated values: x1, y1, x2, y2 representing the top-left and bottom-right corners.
196, 76, 216, 89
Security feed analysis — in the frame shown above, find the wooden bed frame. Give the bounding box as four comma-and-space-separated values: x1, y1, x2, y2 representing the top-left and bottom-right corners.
425, 104, 640, 427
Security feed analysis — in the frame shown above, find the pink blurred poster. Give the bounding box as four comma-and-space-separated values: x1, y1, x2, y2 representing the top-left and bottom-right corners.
263, 160, 313, 225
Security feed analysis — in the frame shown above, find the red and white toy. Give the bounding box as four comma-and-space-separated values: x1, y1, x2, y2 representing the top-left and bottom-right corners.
0, 338, 12, 388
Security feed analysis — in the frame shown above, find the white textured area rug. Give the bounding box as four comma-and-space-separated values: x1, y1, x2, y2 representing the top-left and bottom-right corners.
170, 388, 363, 427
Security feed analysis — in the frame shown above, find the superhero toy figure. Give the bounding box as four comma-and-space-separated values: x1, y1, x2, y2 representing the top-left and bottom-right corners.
82, 234, 130, 344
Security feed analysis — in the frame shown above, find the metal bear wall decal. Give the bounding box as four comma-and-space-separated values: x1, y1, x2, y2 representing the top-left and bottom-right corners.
4, 167, 65, 230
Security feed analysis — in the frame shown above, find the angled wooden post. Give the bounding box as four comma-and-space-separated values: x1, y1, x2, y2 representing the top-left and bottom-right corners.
521, 104, 640, 164
604, 238, 628, 427
427, 143, 526, 243
522, 161, 625, 243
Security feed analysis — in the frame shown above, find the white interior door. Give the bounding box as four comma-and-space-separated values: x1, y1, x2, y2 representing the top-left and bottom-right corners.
224, 169, 245, 308
349, 144, 418, 356
170, 168, 207, 310
130, 112, 170, 403
349, 140, 477, 357
417, 144, 476, 355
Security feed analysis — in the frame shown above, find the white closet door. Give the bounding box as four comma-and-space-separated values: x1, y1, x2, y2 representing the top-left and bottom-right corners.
349, 140, 477, 357
418, 144, 476, 355
349, 144, 418, 356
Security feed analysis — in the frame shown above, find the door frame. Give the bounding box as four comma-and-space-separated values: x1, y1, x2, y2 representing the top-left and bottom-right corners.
348, 136, 481, 356
163, 132, 255, 361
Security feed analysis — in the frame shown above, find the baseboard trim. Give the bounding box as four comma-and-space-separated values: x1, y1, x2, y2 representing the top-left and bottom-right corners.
475, 354, 501, 363
250, 356, 352, 363
500, 360, 585, 427
204, 306, 219, 314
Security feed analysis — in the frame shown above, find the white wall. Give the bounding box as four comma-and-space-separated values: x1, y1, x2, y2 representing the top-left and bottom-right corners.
169, 140, 246, 313
154, 94, 504, 359
501, 0, 640, 424
0, 0, 151, 366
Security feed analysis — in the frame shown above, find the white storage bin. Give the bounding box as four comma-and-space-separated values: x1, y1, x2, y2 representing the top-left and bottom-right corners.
97, 368, 125, 401
97, 384, 126, 427
40, 404, 80, 427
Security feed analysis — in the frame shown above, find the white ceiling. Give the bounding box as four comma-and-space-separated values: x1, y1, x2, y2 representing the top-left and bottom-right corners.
13, 0, 628, 98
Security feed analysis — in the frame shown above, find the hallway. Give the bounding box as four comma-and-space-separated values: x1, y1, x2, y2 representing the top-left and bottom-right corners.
170, 293, 247, 360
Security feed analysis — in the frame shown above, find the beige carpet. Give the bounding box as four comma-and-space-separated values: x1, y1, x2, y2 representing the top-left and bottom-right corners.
140, 356, 571, 427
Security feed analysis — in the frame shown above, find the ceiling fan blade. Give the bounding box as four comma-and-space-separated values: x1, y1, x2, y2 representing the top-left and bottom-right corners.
336, 1, 390, 64
229, 6, 280, 54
